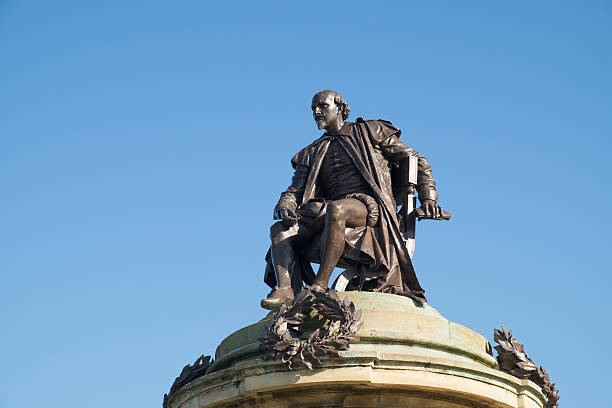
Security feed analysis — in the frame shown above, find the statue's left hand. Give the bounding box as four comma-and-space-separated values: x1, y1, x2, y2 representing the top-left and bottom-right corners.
420, 199, 443, 219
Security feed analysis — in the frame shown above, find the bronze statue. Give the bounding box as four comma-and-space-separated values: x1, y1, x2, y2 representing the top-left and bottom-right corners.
262, 90, 449, 309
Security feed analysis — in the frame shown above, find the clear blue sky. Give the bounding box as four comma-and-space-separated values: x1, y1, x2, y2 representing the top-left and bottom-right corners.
1, 1, 610, 407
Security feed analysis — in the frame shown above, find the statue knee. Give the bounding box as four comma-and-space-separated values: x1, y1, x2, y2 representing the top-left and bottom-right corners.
270, 221, 286, 239
326, 203, 345, 222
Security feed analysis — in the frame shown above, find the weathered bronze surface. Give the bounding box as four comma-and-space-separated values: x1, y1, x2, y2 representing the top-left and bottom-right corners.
259, 288, 363, 370
493, 325, 559, 408
263, 90, 450, 309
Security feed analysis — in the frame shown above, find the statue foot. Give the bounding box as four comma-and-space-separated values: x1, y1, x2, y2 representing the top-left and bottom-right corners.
260, 286, 294, 310
309, 282, 327, 293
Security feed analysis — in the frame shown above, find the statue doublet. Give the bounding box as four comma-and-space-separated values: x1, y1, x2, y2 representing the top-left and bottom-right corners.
318, 137, 373, 200
277, 118, 438, 211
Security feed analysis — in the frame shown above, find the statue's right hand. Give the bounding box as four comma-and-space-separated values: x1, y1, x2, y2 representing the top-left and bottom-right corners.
281, 208, 298, 227
273, 203, 284, 220
274, 205, 298, 226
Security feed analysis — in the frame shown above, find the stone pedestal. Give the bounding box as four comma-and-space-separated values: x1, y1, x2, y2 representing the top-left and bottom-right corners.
167, 292, 547, 408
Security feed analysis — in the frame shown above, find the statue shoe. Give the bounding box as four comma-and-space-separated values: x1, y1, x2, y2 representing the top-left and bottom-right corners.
260, 286, 295, 310
309, 282, 327, 293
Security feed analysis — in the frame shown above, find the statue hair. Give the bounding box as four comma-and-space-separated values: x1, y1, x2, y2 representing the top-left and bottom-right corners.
315, 90, 351, 121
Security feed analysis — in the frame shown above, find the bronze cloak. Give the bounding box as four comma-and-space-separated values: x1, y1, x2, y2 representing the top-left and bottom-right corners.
265, 118, 429, 303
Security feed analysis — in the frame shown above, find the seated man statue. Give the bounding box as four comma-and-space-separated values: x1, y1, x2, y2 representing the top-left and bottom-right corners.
262, 90, 445, 309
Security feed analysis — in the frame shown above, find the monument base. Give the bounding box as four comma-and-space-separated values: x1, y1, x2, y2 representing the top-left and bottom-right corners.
167, 292, 547, 408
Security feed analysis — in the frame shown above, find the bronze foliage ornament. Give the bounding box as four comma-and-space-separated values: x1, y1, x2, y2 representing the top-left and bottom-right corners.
163, 355, 213, 408
259, 288, 363, 370
493, 325, 559, 408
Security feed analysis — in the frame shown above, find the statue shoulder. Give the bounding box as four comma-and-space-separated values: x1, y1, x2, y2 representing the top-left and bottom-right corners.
355, 117, 402, 144
290, 139, 322, 169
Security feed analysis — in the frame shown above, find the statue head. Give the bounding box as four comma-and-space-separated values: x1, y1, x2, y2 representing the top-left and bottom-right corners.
311, 90, 350, 132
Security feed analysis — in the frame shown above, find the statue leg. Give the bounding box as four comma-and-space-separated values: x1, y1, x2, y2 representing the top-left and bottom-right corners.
269, 221, 298, 289
262, 221, 315, 309
312, 198, 368, 292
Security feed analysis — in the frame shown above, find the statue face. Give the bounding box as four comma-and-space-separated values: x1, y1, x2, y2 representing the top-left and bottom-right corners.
312, 92, 342, 130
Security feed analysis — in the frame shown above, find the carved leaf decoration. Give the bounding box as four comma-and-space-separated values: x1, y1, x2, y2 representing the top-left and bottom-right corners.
328, 320, 341, 336
285, 318, 303, 325
308, 328, 320, 342
494, 339, 513, 351
302, 349, 320, 369
163, 355, 213, 408
273, 340, 290, 351
493, 325, 559, 408
282, 352, 292, 365
258, 288, 363, 371
348, 321, 360, 333
516, 361, 537, 371
301, 351, 312, 370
